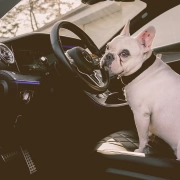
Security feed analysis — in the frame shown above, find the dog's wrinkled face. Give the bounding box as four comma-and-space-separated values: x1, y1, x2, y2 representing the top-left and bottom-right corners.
100, 36, 141, 75
100, 21, 156, 76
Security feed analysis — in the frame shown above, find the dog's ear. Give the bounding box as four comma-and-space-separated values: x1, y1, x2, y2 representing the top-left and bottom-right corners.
120, 20, 130, 36
135, 26, 156, 53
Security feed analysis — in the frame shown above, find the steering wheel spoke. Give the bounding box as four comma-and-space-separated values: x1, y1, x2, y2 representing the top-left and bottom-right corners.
65, 52, 76, 66
89, 71, 104, 87
77, 69, 104, 87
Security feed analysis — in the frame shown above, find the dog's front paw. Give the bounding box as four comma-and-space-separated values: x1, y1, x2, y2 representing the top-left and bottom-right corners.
135, 145, 155, 154
134, 148, 143, 153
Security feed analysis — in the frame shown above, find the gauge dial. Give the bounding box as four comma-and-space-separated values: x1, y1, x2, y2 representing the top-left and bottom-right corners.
0, 43, 15, 64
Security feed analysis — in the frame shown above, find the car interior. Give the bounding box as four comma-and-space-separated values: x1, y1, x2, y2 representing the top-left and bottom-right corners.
0, 0, 180, 179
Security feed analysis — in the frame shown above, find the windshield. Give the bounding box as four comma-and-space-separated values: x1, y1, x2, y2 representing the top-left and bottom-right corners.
0, 0, 146, 47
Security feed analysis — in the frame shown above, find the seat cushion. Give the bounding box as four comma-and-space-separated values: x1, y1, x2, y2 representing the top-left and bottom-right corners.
95, 130, 176, 159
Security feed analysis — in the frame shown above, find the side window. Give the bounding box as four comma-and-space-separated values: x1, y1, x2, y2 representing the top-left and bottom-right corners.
133, 5, 180, 63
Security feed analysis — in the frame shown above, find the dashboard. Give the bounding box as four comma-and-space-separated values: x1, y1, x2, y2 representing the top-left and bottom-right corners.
0, 32, 126, 108
0, 33, 85, 75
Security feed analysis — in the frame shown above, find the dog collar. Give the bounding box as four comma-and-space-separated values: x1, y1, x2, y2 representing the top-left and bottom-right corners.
120, 53, 156, 86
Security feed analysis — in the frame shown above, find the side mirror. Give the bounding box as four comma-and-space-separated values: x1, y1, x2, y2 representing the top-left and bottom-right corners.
82, 0, 135, 5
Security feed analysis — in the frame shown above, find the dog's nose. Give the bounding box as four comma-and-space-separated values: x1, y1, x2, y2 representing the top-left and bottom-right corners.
106, 53, 114, 61
100, 53, 114, 69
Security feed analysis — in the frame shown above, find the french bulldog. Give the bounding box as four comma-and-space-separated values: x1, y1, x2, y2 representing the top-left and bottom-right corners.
100, 21, 180, 159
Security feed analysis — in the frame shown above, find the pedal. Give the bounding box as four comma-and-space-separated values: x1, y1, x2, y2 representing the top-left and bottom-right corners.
20, 146, 37, 174
1, 151, 18, 162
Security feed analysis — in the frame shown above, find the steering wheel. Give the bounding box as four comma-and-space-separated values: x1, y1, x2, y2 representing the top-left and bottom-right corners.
50, 21, 109, 93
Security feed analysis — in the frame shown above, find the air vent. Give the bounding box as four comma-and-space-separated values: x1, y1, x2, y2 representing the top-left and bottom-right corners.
0, 43, 15, 64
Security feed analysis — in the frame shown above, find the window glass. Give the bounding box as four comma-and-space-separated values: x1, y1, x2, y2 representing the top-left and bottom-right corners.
133, 5, 180, 48
0, 0, 146, 48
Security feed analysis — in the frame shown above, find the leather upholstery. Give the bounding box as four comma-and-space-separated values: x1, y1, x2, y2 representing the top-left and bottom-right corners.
92, 130, 180, 179
95, 130, 176, 159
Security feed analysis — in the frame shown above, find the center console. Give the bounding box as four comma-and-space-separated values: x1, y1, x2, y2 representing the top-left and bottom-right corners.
85, 89, 128, 107
0, 70, 41, 105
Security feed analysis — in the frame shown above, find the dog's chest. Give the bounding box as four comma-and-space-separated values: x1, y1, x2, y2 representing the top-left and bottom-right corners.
124, 58, 170, 110
124, 59, 180, 143
125, 83, 150, 112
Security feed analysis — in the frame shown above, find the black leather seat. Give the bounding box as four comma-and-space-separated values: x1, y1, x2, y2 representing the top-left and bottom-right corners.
92, 130, 180, 179
95, 129, 176, 159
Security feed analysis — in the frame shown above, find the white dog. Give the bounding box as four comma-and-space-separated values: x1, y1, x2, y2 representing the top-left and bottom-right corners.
100, 21, 180, 159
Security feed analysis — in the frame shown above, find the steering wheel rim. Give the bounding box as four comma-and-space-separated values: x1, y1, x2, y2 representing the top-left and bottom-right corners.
50, 20, 110, 93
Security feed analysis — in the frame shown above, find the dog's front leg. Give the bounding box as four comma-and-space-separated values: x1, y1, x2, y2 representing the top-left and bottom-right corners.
133, 111, 150, 153
148, 131, 155, 142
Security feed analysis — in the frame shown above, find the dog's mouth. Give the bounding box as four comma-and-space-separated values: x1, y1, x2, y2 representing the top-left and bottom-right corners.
101, 63, 111, 72
100, 58, 125, 76
100, 59, 111, 71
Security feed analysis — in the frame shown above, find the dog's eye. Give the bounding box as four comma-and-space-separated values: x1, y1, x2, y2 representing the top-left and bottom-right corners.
121, 52, 128, 57
119, 50, 130, 58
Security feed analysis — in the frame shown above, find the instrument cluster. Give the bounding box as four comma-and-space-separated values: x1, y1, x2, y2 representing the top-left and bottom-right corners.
0, 43, 15, 64
0, 43, 52, 75
13, 48, 50, 74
